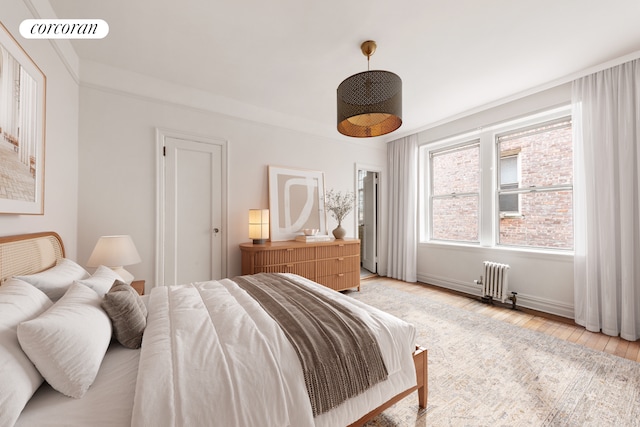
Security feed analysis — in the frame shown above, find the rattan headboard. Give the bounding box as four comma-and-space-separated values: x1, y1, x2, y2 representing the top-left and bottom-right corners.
0, 232, 65, 283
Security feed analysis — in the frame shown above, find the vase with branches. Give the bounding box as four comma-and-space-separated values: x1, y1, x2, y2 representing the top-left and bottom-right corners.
325, 189, 355, 239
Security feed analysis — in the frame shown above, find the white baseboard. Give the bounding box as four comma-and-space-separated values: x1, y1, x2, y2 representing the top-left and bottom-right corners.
417, 272, 575, 319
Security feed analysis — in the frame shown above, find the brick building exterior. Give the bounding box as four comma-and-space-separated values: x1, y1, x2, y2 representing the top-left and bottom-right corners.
432, 143, 480, 242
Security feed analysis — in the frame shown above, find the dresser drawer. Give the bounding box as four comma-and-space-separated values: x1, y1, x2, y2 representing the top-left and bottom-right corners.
317, 256, 358, 276
316, 271, 360, 292
255, 262, 316, 277
254, 247, 315, 266
316, 243, 359, 258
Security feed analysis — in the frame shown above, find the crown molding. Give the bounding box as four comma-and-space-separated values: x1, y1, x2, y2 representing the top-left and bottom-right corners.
22, 0, 80, 84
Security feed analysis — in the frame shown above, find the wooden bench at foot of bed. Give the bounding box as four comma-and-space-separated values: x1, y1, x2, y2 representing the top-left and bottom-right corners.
347, 345, 428, 426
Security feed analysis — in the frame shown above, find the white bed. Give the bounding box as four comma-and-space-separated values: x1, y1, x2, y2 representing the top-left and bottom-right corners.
0, 232, 427, 426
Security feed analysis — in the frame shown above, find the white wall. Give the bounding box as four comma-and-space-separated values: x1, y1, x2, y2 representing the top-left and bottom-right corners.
416, 84, 576, 318
0, 1, 80, 259
77, 75, 386, 284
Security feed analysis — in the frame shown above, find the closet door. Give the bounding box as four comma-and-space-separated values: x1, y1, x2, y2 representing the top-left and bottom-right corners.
157, 130, 227, 286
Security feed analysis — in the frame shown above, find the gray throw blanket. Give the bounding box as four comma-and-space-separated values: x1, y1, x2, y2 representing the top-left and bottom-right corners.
233, 273, 388, 416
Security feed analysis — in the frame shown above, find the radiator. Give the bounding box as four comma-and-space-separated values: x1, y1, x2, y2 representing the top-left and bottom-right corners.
477, 261, 510, 303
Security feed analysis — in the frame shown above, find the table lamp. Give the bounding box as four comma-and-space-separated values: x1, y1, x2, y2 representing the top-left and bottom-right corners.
249, 209, 269, 244
87, 235, 141, 284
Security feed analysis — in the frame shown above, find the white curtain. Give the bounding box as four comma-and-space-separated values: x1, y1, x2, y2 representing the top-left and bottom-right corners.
386, 134, 418, 282
572, 58, 640, 341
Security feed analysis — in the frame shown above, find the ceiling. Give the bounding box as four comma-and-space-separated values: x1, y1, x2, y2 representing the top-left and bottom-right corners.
48, 0, 640, 142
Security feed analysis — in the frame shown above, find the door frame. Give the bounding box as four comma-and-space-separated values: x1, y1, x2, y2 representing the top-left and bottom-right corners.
354, 162, 382, 274
155, 128, 228, 286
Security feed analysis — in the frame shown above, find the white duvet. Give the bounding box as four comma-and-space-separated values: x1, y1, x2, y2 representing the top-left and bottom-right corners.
131, 274, 417, 427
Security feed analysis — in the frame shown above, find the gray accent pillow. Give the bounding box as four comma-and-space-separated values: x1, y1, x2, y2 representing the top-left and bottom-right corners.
101, 280, 147, 349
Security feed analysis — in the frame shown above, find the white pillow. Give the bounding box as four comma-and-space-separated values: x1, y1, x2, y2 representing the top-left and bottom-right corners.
15, 258, 90, 301
0, 279, 53, 427
17, 282, 112, 399
75, 265, 123, 296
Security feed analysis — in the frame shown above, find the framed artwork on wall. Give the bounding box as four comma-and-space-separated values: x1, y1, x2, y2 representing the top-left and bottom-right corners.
0, 22, 46, 215
268, 166, 327, 241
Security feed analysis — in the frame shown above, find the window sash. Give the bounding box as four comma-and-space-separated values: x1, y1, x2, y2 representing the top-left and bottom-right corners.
431, 194, 479, 243
496, 116, 573, 190
431, 141, 480, 197
498, 189, 573, 250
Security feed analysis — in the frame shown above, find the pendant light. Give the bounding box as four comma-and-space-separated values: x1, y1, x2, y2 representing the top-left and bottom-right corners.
337, 40, 402, 138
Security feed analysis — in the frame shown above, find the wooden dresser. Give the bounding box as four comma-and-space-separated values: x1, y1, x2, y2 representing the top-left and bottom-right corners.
239, 238, 360, 291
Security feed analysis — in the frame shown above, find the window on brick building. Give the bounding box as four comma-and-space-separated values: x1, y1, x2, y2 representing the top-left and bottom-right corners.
430, 141, 480, 242
496, 117, 573, 249
421, 105, 574, 251
499, 152, 520, 214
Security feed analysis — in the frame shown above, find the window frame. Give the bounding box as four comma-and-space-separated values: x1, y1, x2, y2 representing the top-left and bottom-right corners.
419, 104, 574, 253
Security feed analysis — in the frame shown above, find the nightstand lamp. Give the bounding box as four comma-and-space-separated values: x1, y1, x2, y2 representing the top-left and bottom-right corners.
248, 209, 269, 244
87, 235, 141, 284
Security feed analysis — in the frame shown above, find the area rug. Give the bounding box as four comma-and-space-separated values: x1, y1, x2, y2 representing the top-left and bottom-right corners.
348, 281, 640, 427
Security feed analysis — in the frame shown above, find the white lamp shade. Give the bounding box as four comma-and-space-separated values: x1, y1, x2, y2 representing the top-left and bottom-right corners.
87, 235, 141, 268
248, 209, 269, 243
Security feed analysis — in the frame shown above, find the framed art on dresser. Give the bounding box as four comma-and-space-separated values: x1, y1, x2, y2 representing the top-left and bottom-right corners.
268, 165, 327, 241
0, 21, 46, 215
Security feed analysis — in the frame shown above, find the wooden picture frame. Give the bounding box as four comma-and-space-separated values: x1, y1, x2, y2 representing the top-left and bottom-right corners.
268, 166, 327, 241
0, 21, 46, 215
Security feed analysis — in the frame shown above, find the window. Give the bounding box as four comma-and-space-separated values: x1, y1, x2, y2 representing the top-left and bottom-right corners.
496, 118, 573, 249
430, 141, 480, 242
422, 106, 574, 251
499, 151, 520, 214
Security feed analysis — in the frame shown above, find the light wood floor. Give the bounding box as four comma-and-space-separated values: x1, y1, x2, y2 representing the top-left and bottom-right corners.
365, 276, 640, 363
